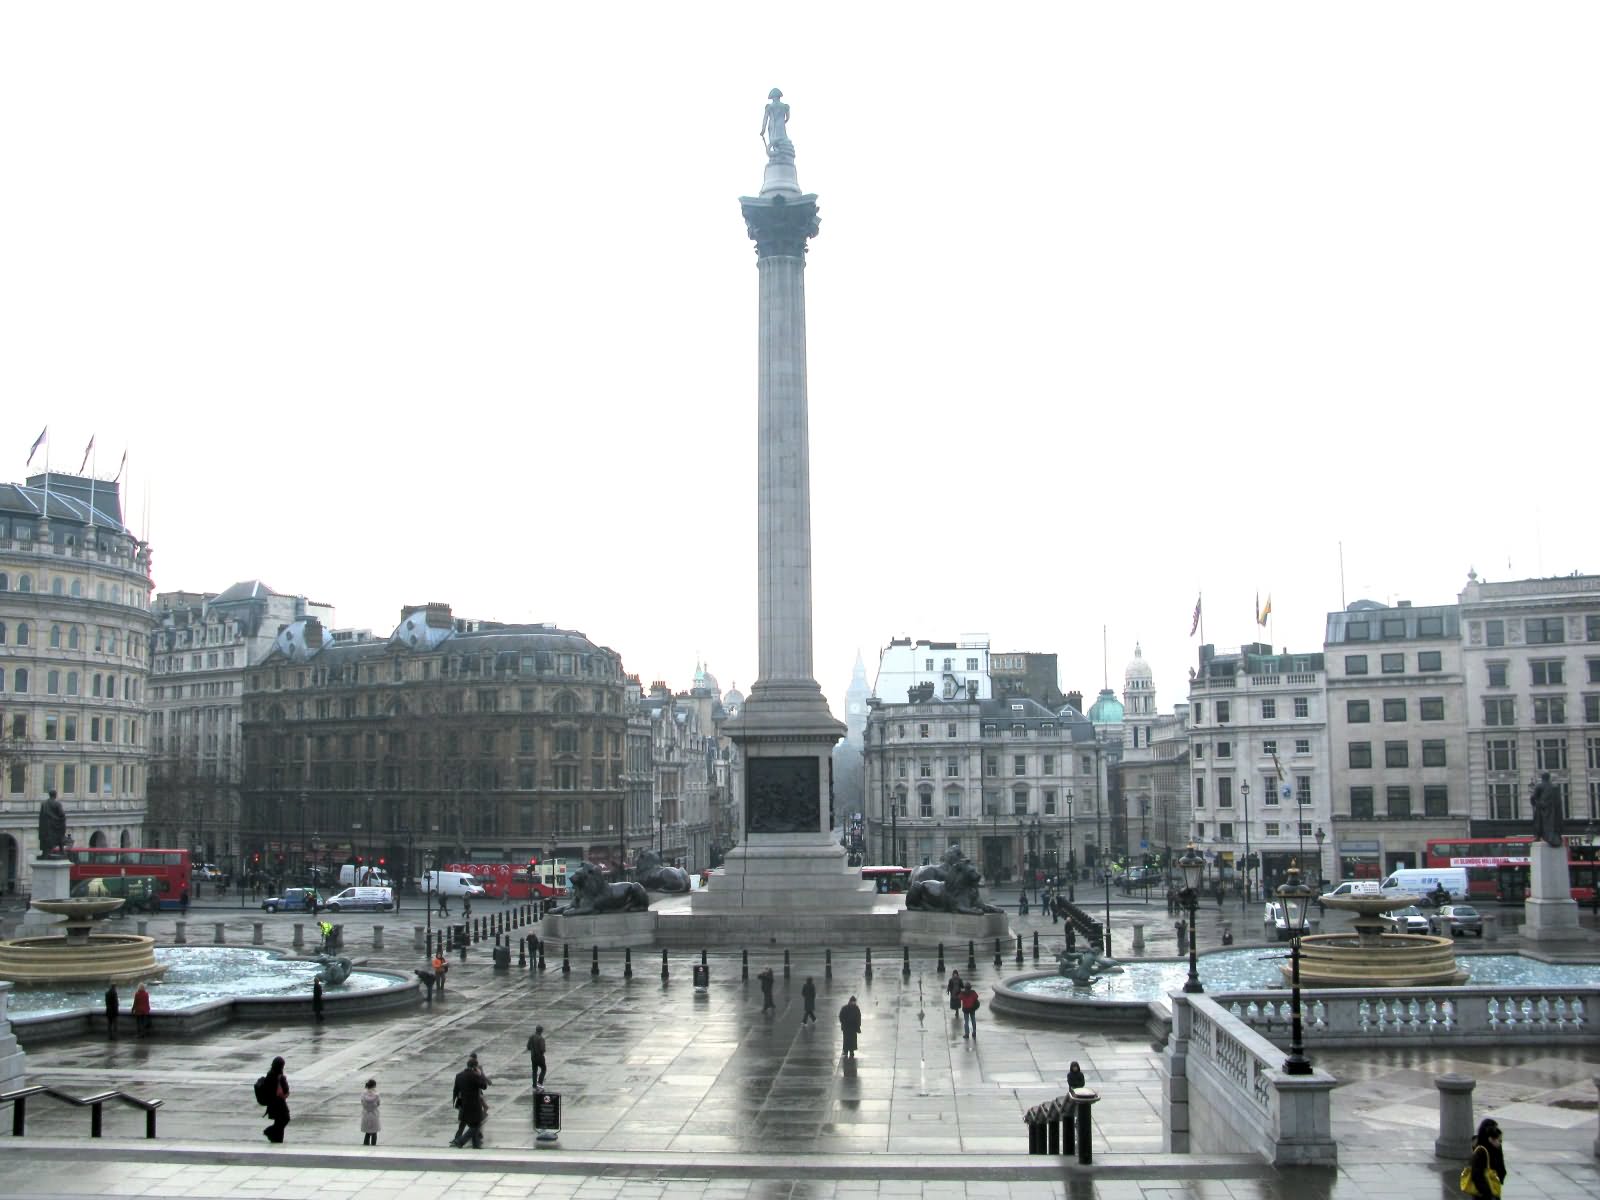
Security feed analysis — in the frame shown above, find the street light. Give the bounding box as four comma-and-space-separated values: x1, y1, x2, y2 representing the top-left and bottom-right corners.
1314, 826, 1326, 891
1239, 781, 1251, 905
1178, 841, 1206, 993
424, 849, 436, 952
1276, 861, 1315, 1076
1064, 788, 1075, 902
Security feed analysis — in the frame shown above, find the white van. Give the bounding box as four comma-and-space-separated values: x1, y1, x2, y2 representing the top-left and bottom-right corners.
1379, 867, 1468, 905
339, 864, 393, 888
1320, 880, 1381, 901
419, 870, 487, 899
324, 886, 395, 913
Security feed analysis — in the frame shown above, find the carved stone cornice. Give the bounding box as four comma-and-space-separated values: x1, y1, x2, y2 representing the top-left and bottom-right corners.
740, 193, 820, 260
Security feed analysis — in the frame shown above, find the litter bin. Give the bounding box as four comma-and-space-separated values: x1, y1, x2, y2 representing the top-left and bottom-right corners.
451, 923, 467, 949
693, 963, 709, 990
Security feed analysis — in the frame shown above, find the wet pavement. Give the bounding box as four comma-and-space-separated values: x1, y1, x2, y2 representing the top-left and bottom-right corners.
1, 891, 1598, 1198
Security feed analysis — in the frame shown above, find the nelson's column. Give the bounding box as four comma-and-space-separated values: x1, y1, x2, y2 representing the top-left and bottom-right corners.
693, 91, 875, 923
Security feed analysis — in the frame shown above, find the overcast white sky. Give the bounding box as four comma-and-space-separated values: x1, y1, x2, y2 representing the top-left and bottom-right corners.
4, 3, 1596, 714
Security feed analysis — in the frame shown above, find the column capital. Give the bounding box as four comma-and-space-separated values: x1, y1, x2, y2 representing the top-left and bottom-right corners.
740, 193, 819, 259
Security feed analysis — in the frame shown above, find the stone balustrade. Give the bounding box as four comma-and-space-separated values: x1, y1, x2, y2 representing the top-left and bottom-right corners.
1163, 991, 1337, 1166
1216, 985, 1596, 1047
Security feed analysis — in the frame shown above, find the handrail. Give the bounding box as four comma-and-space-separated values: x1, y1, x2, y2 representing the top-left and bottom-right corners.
0, 1084, 164, 1138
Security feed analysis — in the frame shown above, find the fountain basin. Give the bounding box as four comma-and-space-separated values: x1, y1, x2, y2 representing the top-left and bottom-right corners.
1292, 931, 1467, 987
0, 933, 166, 986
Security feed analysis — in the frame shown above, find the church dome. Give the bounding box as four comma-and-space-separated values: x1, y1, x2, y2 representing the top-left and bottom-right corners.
1125, 643, 1153, 685
1087, 687, 1124, 726
722, 681, 745, 713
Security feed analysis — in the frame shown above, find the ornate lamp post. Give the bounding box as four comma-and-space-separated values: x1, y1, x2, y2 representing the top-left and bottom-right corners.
1314, 826, 1326, 891
1064, 787, 1076, 902
1276, 861, 1315, 1075
1239, 781, 1251, 905
424, 849, 436, 951
1179, 841, 1206, 993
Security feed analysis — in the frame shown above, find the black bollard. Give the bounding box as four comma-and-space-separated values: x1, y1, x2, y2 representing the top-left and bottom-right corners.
993, 938, 1002, 968
538, 939, 547, 971
1015, 934, 1024, 966
741, 949, 749, 980
591, 946, 600, 977
562, 943, 571, 975
518, 937, 527, 968
937, 943, 945, 973
968, 940, 977, 971
661, 948, 670, 982
825, 947, 832, 980
865, 946, 873, 976
1066, 924, 1076, 952
624, 948, 633, 979
783, 949, 791, 978
1032, 930, 1040, 961
902, 946, 911, 976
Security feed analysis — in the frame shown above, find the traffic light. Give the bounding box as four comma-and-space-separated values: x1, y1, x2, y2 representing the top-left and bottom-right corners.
377, 857, 385, 868
355, 855, 364, 865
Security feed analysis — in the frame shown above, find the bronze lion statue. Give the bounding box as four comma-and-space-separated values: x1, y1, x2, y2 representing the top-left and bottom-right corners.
555, 861, 651, 915
906, 858, 1003, 915
910, 846, 966, 887
634, 849, 692, 893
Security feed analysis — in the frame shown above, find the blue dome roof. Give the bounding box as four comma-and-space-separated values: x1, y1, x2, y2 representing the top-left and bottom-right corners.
1087, 687, 1124, 725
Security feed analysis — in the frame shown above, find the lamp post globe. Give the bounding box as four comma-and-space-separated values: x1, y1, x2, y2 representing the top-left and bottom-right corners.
1276, 861, 1316, 1076
1178, 841, 1206, 993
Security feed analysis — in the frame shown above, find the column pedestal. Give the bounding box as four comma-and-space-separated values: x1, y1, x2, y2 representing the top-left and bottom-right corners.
1522, 842, 1585, 942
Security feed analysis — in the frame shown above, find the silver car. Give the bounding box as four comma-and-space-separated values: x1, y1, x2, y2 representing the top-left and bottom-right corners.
1436, 904, 1484, 937
1379, 904, 1431, 933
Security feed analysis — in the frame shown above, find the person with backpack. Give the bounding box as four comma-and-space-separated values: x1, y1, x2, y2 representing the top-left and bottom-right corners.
959, 981, 981, 1040
526, 1024, 548, 1089
257, 1056, 291, 1143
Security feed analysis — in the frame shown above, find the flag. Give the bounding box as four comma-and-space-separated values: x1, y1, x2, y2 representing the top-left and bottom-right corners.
1257, 593, 1272, 626
113, 450, 127, 482
79, 435, 95, 474
27, 426, 47, 466
1189, 594, 1202, 637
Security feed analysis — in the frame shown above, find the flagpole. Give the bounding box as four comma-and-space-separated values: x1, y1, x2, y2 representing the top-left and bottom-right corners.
42, 435, 51, 521
88, 444, 98, 528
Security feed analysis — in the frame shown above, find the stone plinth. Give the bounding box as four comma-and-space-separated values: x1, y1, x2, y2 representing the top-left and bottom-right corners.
897, 909, 1010, 946
1522, 841, 1585, 942
540, 910, 658, 950
693, 835, 876, 915
18, 859, 70, 937
0, 981, 27, 1090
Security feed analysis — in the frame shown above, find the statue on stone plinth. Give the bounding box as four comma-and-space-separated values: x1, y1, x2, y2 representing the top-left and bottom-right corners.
761, 88, 791, 153
1529, 771, 1564, 848
906, 858, 1004, 915
554, 861, 650, 915
37, 790, 67, 859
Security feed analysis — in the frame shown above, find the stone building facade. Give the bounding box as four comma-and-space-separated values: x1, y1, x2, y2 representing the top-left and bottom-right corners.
0, 472, 154, 891
238, 604, 645, 881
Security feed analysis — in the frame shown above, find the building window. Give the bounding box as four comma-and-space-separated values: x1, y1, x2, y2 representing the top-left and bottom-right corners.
920, 792, 934, 818
1381, 653, 1405, 674
1531, 660, 1566, 686
982, 724, 997, 738
1385, 741, 1409, 768
1347, 622, 1370, 642
1217, 741, 1231, 759
1013, 791, 1029, 816
1044, 789, 1056, 815
1350, 787, 1374, 818
1263, 739, 1277, 757
1483, 698, 1515, 726
1193, 703, 1204, 722
1294, 776, 1311, 806
1218, 822, 1234, 841
1081, 756, 1091, 774
1533, 697, 1566, 725
946, 756, 960, 778
1265, 822, 1281, 839
1486, 620, 1505, 647
1383, 698, 1407, 722
1194, 777, 1205, 808
1586, 695, 1600, 724
1420, 697, 1445, 721
947, 723, 957, 738
1013, 755, 1026, 776
1264, 779, 1280, 807
919, 760, 933, 778
1349, 742, 1372, 769
1261, 698, 1276, 719
1381, 617, 1406, 640
919, 723, 930, 738
1347, 700, 1370, 723
1536, 737, 1568, 772
1011, 724, 1025, 738
946, 792, 961, 818
1417, 650, 1442, 672
1194, 744, 1205, 761
1489, 782, 1518, 820
1345, 655, 1368, 675
1487, 662, 1508, 688
1526, 617, 1565, 645
967, 658, 979, 671
984, 756, 997, 777
1424, 785, 1449, 817
1422, 739, 1447, 767
1216, 701, 1230, 723
1218, 777, 1233, 808
1294, 697, 1309, 718
1386, 786, 1412, 818
1295, 738, 1310, 755
1042, 754, 1055, 775
1486, 738, 1517, 772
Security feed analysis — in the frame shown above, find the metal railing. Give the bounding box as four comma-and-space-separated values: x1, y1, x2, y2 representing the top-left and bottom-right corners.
1, 1084, 164, 1139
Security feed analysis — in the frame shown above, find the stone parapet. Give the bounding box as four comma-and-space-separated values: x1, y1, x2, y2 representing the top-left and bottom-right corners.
540, 911, 658, 950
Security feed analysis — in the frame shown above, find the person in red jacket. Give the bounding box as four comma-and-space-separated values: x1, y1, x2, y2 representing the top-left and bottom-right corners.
959, 982, 980, 1040
131, 983, 153, 1037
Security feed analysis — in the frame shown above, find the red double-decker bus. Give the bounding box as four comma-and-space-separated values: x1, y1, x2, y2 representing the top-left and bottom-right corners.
1425, 837, 1598, 903
443, 860, 567, 901
66, 847, 192, 910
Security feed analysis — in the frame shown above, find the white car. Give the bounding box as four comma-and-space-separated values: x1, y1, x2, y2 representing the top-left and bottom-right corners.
1379, 905, 1431, 934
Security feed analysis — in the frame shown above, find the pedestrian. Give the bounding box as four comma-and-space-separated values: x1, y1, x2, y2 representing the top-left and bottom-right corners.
1019, 891, 1029, 917
946, 969, 963, 1014
432, 952, 449, 991
312, 977, 325, 1022
132, 982, 152, 1037
463, 895, 472, 920
526, 1024, 548, 1088
800, 976, 817, 1024
260, 1055, 291, 1143
104, 983, 119, 1039
439, 891, 450, 917
179, 886, 190, 912
758, 966, 775, 1012
319, 920, 336, 953
1464, 1118, 1506, 1197
838, 994, 862, 1059
1067, 1061, 1086, 1092
959, 981, 980, 1040
360, 1077, 381, 1145
450, 1054, 489, 1149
